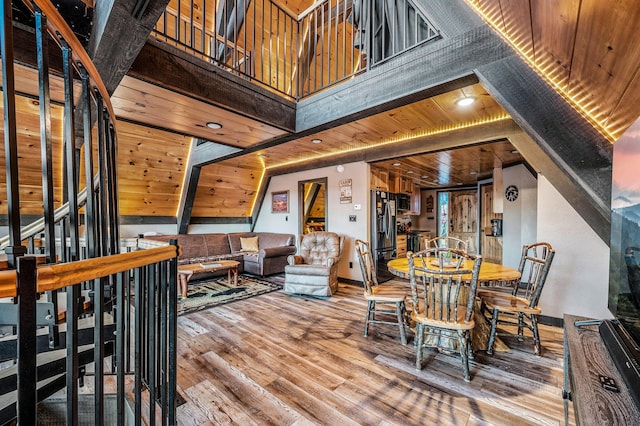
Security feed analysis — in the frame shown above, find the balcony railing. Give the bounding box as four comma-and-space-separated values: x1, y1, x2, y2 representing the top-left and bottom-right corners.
153, 0, 440, 99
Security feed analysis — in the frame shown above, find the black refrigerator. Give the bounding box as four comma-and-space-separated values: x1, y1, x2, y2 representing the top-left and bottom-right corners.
371, 190, 396, 282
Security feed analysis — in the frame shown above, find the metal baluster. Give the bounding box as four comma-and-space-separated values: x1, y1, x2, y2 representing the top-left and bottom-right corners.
17, 256, 38, 424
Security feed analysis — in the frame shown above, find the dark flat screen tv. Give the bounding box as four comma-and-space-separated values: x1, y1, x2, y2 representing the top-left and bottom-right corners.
607, 117, 640, 407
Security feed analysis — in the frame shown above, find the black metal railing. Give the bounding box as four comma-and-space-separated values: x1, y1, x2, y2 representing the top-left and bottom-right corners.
2, 244, 179, 425
1, 0, 179, 424
153, 0, 440, 99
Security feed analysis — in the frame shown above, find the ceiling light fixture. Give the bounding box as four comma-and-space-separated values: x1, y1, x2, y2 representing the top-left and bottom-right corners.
392, 162, 401, 166
407, 170, 414, 174
511, 149, 519, 154
469, 170, 478, 175
311, 138, 322, 144
206, 122, 222, 129
421, 175, 429, 179
456, 96, 476, 107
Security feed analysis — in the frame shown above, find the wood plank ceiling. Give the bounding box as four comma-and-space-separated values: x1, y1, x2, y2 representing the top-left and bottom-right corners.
466, 0, 640, 142
2, 0, 640, 222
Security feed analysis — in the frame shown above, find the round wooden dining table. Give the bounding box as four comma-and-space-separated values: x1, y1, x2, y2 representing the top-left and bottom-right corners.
386, 257, 521, 286
386, 256, 521, 352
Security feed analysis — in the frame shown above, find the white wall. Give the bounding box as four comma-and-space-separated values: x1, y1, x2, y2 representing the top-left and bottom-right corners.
502, 164, 538, 269
254, 161, 369, 281
537, 175, 612, 319
119, 223, 251, 237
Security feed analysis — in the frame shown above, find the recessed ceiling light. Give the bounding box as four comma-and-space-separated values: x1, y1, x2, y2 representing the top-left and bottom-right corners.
456, 96, 476, 107
392, 162, 401, 166
407, 170, 414, 174
421, 175, 429, 179
257, 153, 265, 158
511, 149, 519, 154
311, 138, 322, 144
206, 122, 222, 129
469, 170, 478, 175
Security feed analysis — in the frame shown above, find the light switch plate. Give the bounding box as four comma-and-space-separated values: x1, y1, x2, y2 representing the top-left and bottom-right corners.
349, 215, 357, 222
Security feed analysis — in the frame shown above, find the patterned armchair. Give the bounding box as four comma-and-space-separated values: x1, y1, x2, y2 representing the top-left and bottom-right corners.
284, 231, 344, 297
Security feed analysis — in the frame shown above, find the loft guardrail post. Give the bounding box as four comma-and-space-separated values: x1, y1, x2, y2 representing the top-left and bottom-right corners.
16, 256, 38, 424
168, 240, 178, 425
1, 0, 27, 267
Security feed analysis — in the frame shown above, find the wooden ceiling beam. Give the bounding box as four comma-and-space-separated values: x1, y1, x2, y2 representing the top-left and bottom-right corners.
476, 55, 612, 243
88, 0, 170, 95
128, 38, 296, 133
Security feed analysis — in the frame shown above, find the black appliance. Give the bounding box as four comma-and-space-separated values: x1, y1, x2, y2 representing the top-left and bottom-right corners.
396, 193, 410, 211
371, 190, 396, 282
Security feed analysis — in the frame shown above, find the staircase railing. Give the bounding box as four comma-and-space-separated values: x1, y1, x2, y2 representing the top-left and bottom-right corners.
1, 0, 179, 424
2, 244, 179, 425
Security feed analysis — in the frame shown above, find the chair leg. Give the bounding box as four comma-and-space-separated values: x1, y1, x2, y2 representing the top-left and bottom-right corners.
364, 300, 374, 337
517, 312, 525, 340
459, 330, 471, 382
531, 314, 542, 356
487, 307, 500, 355
415, 323, 424, 370
396, 301, 407, 345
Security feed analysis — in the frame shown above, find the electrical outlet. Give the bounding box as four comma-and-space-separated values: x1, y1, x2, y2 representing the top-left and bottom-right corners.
349, 215, 357, 222
349, 261, 353, 268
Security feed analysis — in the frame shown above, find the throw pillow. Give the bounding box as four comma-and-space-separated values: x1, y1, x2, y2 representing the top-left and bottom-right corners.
240, 236, 259, 252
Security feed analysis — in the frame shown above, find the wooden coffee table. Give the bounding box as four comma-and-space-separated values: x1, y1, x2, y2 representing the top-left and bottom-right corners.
177, 260, 240, 298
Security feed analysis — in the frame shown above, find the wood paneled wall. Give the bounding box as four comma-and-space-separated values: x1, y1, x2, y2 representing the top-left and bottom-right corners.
116, 120, 191, 216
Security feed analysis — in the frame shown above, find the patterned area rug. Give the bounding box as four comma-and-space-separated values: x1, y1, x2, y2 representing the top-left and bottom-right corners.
178, 274, 283, 316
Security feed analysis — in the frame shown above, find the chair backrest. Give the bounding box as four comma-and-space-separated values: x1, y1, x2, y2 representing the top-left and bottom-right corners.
355, 239, 378, 296
298, 231, 343, 265
426, 236, 468, 252
408, 247, 482, 325
516, 242, 555, 307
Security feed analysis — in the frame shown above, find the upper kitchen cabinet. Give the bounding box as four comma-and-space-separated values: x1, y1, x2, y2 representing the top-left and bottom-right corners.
394, 175, 413, 194
371, 167, 389, 191
409, 183, 421, 216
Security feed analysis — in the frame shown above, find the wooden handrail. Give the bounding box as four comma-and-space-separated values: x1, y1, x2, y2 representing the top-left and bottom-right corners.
0, 245, 179, 298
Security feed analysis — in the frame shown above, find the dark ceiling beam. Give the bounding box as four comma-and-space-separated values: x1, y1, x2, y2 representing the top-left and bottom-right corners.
476, 56, 612, 243
128, 38, 296, 132
88, 0, 170, 95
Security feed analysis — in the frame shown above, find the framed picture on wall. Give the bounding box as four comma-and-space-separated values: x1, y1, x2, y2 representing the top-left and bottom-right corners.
271, 190, 289, 213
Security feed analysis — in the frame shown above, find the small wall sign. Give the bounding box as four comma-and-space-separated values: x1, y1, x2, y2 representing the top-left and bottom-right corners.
340, 178, 352, 204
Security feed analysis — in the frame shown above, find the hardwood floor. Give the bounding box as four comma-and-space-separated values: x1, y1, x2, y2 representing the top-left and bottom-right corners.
175, 278, 574, 425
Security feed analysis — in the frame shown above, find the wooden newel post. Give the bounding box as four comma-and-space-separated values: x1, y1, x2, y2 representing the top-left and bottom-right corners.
17, 255, 38, 424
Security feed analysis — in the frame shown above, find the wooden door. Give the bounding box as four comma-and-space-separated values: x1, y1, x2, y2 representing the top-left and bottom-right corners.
480, 183, 503, 263
449, 190, 478, 254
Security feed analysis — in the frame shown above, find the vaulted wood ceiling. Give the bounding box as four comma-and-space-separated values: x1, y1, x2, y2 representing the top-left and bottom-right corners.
2, 0, 639, 235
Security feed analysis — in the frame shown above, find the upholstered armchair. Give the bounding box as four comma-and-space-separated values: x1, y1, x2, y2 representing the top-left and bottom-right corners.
284, 231, 344, 297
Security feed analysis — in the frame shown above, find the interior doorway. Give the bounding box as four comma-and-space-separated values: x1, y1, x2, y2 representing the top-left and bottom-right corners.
298, 178, 327, 234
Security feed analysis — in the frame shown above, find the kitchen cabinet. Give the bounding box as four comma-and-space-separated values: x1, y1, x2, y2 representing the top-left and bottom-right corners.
371, 168, 389, 191
396, 234, 407, 258
408, 183, 421, 215
394, 175, 413, 194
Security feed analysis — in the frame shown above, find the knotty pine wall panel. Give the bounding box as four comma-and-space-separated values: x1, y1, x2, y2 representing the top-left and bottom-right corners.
0, 94, 65, 215
191, 160, 262, 217
116, 120, 191, 216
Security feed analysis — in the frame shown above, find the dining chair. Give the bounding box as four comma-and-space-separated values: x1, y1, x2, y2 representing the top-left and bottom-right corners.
408, 247, 482, 381
354, 239, 409, 345
426, 236, 468, 252
478, 242, 555, 356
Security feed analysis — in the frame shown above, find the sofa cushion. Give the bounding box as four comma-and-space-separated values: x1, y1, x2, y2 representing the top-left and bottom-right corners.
203, 233, 232, 256
240, 236, 259, 252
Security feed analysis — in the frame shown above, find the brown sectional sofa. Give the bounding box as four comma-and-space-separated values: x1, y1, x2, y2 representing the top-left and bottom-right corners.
139, 232, 296, 277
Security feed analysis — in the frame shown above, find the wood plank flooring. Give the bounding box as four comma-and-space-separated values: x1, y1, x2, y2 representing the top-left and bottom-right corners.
175, 278, 574, 425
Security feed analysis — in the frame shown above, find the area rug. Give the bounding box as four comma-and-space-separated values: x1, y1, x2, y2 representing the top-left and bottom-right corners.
178, 274, 283, 316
